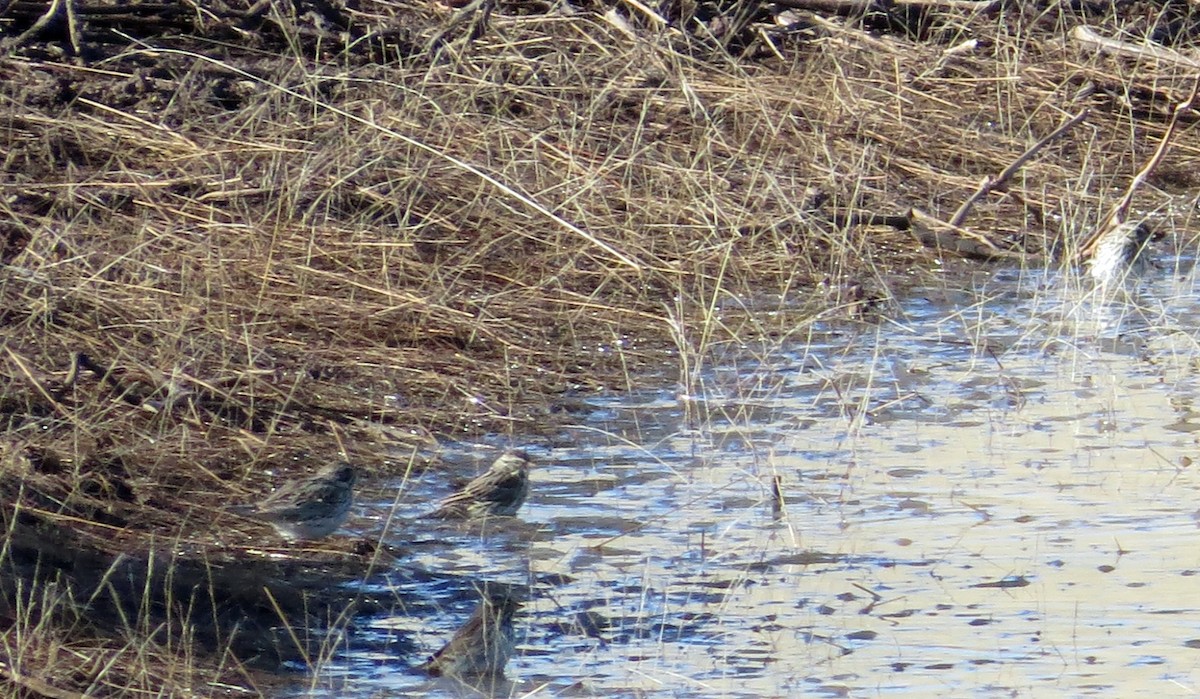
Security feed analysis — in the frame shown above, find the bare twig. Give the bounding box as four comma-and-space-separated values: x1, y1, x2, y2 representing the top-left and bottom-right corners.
832, 109, 1084, 260
5, 0, 65, 50
774, 0, 1001, 13
426, 0, 496, 60
63, 0, 80, 56
948, 109, 1089, 227
1077, 77, 1200, 262
618, 0, 669, 28
1071, 24, 1200, 70
0, 662, 86, 699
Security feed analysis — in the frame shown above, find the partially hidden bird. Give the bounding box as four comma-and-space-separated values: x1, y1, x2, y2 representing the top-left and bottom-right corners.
230, 462, 357, 540
427, 450, 532, 520
420, 590, 523, 679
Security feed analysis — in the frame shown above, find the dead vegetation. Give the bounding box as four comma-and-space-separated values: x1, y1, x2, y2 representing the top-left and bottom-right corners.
2, 0, 1200, 694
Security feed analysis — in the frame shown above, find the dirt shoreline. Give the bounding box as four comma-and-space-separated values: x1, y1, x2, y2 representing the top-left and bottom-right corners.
1, 0, 1195, 695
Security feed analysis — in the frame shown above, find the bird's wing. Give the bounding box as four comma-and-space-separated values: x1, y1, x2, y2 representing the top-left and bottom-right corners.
463, 469, 524, 504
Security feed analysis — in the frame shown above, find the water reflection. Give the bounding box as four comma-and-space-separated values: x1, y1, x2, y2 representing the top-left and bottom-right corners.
304, 264, 1200, 696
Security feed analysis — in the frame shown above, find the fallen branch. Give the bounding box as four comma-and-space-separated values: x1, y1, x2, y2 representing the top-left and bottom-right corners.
948, 109, 1089, 227
3, 0, 80, 54
802, 10, 897, 52
1076, 76, 1200, 263
1071, 24, 1200, 70
773, 0, 1000, 13
828, 211, 911, 229
830, 109, 1084, 261
0, 662, 85, 699
426, 0, 495, 60
618, 0, 669, 28
829, 111, 1082, 261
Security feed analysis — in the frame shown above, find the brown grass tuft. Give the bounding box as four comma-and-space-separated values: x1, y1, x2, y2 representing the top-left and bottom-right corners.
2, 0, 1199, 692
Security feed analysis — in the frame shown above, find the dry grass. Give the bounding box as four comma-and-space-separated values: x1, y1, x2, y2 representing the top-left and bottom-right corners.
1, 0, 1199, 694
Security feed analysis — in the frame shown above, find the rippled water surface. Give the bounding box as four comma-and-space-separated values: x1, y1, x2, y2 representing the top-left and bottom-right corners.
300, 264, 1200, 697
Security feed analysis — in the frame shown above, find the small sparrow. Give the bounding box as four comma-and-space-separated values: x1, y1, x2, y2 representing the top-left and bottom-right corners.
230, 462, 357, 540
428, 450, 532, 520
1085, 221, 1159, 285
420, 591, 522, 679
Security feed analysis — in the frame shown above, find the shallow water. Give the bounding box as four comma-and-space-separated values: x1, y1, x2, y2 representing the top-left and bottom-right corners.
299, 262, 1200, 697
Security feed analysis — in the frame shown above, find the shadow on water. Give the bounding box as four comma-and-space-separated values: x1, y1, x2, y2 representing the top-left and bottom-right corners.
306, 261, 1200, 696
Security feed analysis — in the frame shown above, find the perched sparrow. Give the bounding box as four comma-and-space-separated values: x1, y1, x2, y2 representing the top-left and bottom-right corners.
420, 591, 523, 679
230, 462, 356, 541
428, 450, 532, 520
1084, 221, 1158, 285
